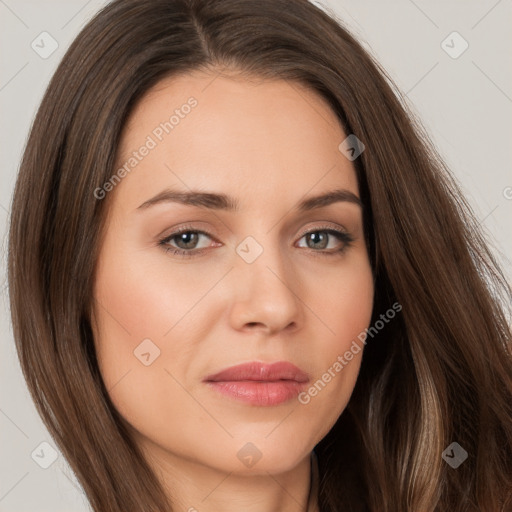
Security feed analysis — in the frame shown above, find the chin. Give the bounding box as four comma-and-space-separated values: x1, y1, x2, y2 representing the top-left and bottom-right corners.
208, 434, 313, 476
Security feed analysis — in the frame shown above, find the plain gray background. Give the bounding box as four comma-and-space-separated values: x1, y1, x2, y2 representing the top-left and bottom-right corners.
1, 1, 511, 510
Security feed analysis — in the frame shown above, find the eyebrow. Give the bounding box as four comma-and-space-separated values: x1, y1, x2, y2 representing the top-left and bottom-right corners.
136, 187, 363, 211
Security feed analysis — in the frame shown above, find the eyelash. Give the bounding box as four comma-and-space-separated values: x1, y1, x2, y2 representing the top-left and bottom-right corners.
158, 224, 354, 259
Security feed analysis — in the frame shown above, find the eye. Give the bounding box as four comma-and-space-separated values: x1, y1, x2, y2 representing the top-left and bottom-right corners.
158, 226, 221, 257
158, 225, 354, 258
158, 227, 216, 257
296, 227, 354, 255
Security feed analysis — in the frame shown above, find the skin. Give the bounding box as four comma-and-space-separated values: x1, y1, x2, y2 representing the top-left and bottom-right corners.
91, 69, 374, 512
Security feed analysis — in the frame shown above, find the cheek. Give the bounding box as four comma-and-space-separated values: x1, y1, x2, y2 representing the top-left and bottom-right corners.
92, 253, 188, 340
297, 257, 374, 426
91, 242, 223, 438
306, 253, 374, 355
91, 255, 196, 447
91, 236, 216, 366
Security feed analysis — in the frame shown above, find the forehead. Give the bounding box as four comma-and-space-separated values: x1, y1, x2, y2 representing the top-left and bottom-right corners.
112, 70, 358, 210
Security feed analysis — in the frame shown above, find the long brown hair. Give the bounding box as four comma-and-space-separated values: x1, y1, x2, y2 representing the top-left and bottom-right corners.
8, 0, 512, 510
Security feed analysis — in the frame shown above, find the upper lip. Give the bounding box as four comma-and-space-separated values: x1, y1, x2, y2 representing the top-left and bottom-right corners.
204, 361, 310, 383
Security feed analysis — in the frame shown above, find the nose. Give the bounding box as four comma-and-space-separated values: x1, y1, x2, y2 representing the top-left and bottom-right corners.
228, 242, 304, 335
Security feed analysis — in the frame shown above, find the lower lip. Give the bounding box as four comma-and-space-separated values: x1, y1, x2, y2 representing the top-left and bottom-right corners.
206, 380, 306, 406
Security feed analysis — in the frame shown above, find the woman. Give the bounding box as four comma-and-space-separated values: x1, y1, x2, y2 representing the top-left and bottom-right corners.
8, 0, 512, 511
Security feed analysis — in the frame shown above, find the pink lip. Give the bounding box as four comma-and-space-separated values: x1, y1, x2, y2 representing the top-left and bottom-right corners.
203, 361, 310, 406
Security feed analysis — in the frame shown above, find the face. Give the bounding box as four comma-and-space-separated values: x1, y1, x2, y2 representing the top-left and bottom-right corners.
91, 70, 374, 477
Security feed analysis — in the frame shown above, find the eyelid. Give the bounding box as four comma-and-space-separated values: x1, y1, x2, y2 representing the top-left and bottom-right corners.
161, 221, 349, 239
297, 222, 349, 237
157, 221, 215, 240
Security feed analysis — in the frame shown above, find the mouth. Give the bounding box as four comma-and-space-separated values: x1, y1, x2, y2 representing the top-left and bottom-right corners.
203, 361, 310, 406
